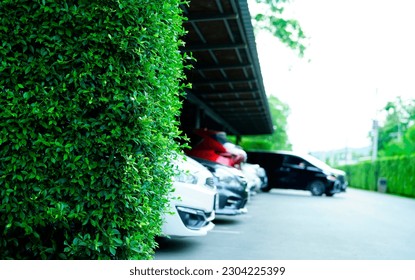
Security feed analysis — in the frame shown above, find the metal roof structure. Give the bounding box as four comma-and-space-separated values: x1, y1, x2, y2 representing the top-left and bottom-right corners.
180, 0, 274, 136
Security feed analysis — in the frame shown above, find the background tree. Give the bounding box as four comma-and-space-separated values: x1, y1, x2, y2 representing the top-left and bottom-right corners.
232, 95, 292, 151
252, 0, 306, 57
234, 0, 306, 151
377, 97, 415, 157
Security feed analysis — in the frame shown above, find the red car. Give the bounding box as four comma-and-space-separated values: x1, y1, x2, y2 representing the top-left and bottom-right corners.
186, 129, 247, 169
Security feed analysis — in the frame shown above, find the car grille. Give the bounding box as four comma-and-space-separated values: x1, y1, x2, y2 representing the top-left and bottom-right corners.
337, 175, 345, 184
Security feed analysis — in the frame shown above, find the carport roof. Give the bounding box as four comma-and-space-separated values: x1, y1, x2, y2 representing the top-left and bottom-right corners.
181, 0, 274, 136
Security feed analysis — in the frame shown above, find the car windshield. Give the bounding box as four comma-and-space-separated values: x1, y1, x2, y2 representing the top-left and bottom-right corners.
301, 154, 333, 171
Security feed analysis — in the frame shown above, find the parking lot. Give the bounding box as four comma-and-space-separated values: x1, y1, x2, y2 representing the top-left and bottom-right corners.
154, 188, 415, 260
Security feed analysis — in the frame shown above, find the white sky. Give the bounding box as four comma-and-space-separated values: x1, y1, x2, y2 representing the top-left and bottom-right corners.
248, 0, 415, 153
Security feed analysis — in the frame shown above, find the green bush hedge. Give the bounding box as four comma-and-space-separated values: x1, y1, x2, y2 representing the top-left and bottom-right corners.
0, 0, 187, 259
339, 155, 415, 198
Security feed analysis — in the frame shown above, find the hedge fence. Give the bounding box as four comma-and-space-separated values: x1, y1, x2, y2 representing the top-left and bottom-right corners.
0, 0, 187, 259
338, 155, 415, 199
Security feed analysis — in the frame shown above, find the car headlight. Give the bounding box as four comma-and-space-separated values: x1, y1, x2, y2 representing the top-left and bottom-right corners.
326, 174, 337, 181
220, 176, 242, 188
174, 171, 198, 184
213, 168, 241, 188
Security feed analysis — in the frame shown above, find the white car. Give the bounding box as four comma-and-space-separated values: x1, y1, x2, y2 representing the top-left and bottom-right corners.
161, 155, 217, 237
241, 163, 268, 194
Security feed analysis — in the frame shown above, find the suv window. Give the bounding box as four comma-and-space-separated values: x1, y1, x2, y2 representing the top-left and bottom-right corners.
283, 155, 304, 167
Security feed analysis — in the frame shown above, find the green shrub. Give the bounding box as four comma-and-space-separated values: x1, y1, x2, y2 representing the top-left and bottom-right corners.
339, 155, 415, 198
0, 0, 187, 259
377, 156, 415, 197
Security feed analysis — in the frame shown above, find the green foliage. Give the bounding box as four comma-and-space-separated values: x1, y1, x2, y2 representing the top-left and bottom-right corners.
0, 0, 187, 259
377, 97, 415, 157
380, 125, 415, 157
235, 95, 292, 151
253, 0, 306, 57
339, 155, 415, 198
340, 161, 377, 192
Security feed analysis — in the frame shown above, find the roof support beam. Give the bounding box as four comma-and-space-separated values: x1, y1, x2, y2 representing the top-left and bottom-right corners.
185, 91, 239, 135
193, 63, 252, 71
192, 78, 257, 85
182, 43, 246, 52
186, 13, 238, 22
196, 89, 259, 96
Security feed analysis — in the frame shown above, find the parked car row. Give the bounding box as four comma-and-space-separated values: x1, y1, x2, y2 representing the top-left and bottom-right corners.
161, 129, 347, 238
161, 154, 255, 237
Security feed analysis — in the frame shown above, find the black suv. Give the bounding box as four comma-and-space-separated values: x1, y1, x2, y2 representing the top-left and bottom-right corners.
246, 151, 347, 196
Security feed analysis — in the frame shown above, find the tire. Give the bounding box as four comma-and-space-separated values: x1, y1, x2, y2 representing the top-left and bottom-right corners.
309, 180, 325, 196
261, 185, 271, 192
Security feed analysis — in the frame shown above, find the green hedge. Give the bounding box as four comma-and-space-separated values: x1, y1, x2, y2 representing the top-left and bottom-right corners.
339, 155, 415, 198
0, 0, 187, 259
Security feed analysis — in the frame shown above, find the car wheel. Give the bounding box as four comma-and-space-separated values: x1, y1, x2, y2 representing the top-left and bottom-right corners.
261, 185, 271, 192
309, 180, 325, 196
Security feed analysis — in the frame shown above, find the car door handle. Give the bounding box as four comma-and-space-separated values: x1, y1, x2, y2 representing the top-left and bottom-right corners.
280, 167, 290, 172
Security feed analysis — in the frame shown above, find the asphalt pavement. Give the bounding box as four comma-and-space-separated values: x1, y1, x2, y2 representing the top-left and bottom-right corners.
154, 188, 415, 260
